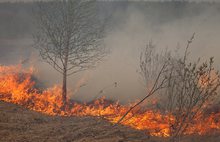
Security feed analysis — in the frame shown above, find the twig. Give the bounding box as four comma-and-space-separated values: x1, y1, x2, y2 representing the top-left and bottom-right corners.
115, 63, 168, 125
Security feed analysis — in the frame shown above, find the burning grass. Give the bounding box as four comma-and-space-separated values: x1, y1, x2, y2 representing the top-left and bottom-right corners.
0, 65, 220, 137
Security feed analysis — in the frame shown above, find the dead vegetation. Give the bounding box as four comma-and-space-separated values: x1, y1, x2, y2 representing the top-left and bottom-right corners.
1, 101, 220, 142
114, 34, 220, 141
0, 101, 150, 142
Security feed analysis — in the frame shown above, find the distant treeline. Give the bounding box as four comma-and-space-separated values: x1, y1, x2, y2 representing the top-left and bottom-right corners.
0, 1, 220, 38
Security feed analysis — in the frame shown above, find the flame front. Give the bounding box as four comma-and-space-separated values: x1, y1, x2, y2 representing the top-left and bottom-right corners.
0, 65, 219, 137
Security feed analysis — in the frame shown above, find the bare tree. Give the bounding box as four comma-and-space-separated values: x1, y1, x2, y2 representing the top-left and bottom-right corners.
33, 0, 106, 107
165, 34, 220, 142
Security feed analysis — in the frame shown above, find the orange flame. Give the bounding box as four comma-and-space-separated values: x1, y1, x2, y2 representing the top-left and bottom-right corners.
0, 65, 219, 137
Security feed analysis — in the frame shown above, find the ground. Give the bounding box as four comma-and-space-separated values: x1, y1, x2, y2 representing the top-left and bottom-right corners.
0, 101, 152, 142
0, 101, 220, 142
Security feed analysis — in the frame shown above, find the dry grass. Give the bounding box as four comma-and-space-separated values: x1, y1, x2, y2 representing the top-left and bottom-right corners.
0, 101, 219, 142
0, 101, 151, 142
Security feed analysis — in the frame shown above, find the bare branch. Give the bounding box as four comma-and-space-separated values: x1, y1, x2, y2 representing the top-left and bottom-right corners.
33, 0, 107, 106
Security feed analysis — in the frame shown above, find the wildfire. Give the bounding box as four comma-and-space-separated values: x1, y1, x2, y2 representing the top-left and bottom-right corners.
0, 65, 219, 137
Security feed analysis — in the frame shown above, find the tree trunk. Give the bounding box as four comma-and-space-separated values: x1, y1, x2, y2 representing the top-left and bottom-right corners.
62, 68, 67, 108
62, 44, 69, 109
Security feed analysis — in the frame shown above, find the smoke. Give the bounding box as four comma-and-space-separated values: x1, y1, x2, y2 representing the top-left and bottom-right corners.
75, 2, 220, 102
0, 1, 220, 103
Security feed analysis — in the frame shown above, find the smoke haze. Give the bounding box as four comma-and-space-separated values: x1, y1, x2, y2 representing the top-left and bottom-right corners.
0, 1, 220, 103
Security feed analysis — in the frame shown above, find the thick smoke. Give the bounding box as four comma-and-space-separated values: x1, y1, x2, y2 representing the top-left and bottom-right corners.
0, 1, 220, 103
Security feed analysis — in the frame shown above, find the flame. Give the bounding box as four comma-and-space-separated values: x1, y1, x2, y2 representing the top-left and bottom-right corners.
0, 65, 219, 137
